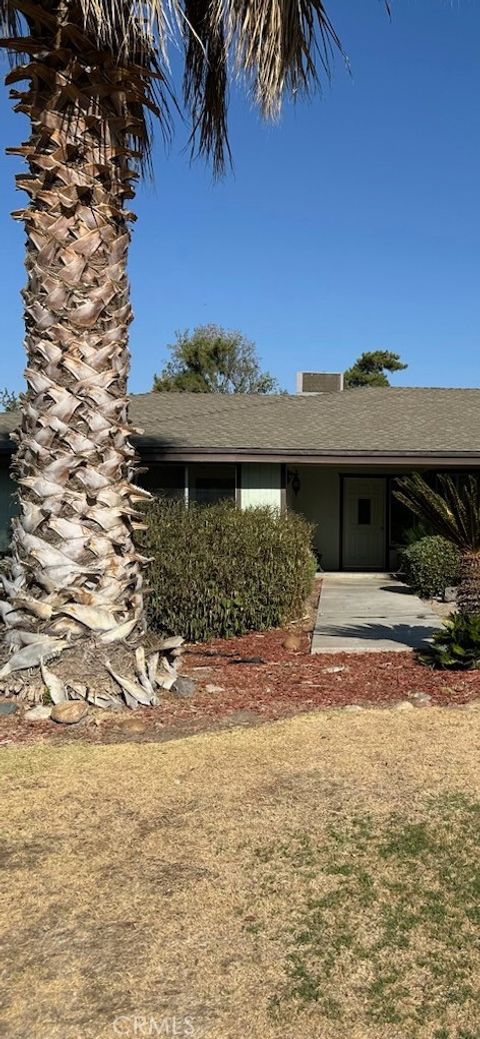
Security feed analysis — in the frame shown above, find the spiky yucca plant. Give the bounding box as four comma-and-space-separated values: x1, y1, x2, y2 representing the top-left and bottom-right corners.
423, 613, 480, 670
0, 2, 341, 659
395, 474, 480, 615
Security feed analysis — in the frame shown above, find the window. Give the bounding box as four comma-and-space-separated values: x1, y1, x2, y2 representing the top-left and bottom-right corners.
189, 464, 236, 505
141, 464, 185, 501
357, 498, 371, 525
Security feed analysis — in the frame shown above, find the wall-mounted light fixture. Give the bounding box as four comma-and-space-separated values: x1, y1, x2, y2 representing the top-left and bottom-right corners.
287, 469, 301, 496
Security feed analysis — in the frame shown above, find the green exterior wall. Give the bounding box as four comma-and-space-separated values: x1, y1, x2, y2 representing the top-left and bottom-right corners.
240, 463, 282, 510
1, 455, 474, 572
288, 466, 340, 569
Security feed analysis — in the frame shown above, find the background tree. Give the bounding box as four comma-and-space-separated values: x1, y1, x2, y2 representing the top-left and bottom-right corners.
0, 389, 19, 413
154, 325, 279, 394
0, 2, 343, 680
344, 350, 408, 387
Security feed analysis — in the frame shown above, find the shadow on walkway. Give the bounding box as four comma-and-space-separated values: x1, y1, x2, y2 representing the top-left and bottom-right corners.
314, 621, 437, 652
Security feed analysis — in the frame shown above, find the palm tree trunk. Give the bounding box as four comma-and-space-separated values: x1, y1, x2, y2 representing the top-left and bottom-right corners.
457, 552, 480, 615
1, 10, 150, 645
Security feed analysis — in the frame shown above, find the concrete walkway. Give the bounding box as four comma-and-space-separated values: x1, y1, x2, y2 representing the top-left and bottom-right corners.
312, 573, 443, 653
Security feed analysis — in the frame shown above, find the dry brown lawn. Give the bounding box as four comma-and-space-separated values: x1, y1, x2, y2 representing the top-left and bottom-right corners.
2, 706, 480, 1039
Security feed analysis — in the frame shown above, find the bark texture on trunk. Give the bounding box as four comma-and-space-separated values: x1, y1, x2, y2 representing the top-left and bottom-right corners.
0, 5, 152, 648
457, 552, 480, 616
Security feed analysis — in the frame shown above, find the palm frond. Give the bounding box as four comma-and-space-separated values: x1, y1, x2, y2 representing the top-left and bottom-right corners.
395, 474, 480, 552
79, 0, 174, 63
181, 0, 344, 172
226, 0, 342, 116
0, 0, 20, 56
182, 0, 230, 175
1, 1, 344, 172
79, 0, 344, 109
0, 0, 17, 33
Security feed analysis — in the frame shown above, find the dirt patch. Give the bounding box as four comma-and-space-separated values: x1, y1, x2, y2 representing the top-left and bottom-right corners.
2, 709, 480, 1038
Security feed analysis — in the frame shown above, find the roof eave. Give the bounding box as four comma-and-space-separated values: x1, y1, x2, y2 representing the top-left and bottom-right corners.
139, 445, 480, 466
1, 437, 479, 468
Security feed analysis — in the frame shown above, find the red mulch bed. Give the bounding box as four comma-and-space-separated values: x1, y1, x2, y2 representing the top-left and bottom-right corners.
2, 581, 480, 747
179, 636, 480, 721
169, 576, 480, 722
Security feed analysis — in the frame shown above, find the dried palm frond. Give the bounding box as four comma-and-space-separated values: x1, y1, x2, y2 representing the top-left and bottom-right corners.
0, 0, 344, 175
395, 474, 480, 553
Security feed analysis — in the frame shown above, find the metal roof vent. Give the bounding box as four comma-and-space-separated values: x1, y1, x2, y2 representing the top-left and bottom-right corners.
296, 372, 344, 394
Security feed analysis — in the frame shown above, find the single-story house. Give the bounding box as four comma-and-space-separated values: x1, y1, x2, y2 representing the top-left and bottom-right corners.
1, 371, 479, 570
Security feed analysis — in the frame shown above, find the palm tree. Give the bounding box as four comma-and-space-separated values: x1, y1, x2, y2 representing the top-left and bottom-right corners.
395, 473, 480, 614
0, 3, 342, 663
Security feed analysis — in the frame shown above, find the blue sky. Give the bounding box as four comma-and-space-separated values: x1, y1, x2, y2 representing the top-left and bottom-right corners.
0, 0, 479, 394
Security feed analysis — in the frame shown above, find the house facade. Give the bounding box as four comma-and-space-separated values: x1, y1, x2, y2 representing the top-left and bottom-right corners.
1, 373, 479, 570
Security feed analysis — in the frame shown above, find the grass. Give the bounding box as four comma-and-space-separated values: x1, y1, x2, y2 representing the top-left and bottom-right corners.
2, 706, 480, 1037
261, 801, 480, 1032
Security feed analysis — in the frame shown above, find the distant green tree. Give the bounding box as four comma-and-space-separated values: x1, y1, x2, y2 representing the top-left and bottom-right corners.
154, 325, 280, 394
344, 350, 408, 388
0, 389, 19, 412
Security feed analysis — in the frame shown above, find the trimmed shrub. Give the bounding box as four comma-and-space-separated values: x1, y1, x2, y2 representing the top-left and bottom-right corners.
400, 535, 460, 600
141, 500, 316, 642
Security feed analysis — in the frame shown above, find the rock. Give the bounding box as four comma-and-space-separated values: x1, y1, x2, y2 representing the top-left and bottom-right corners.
0, 702, 19, 716
156, 636, 185, 651
395, 701, 415, 712
444, 586, 457, 603
282, 635, 302, 653
172, 676, 197, 698
25, 704, 52, 722
323, 665, 345, 674
206, 684, 225, 694
50, 701, 88, 725
410, 691, 432, 707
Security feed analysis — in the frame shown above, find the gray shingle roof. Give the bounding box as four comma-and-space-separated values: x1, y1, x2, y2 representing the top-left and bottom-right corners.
1, 387, 479, 458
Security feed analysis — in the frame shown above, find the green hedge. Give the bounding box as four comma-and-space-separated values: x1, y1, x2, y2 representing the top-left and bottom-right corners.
400, 535, 460, 600
142, 500, 316, 642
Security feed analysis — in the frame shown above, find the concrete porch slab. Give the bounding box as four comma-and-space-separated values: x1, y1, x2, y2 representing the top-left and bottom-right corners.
312, 573, 443, 653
